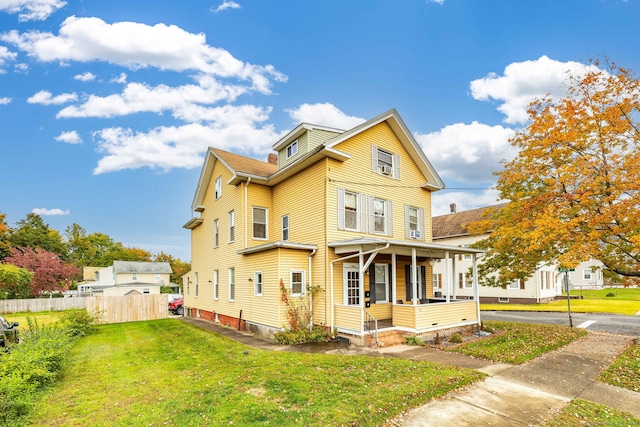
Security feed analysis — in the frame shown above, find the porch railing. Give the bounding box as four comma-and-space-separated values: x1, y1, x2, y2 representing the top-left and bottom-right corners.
363, 308, 378, 347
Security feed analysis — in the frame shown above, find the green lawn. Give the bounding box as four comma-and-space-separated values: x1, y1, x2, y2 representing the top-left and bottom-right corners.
481, 287, 640, 315
26, 319, 484, 426
546, 399, 640, 427
2, 311, 66, 327
599, 340, 640, 393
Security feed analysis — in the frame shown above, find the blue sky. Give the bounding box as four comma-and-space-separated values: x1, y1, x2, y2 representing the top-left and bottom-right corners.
1, 0, 639, 262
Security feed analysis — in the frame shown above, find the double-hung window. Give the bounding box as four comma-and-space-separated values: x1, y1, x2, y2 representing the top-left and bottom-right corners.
405, 205, 424, 239
253, 207, 267, 239
254, 271, 263, 296
508, 279, 522, 289
194, 272, 199, 297
213, 219, 219, 247
290, 270, 305, 296
338, 188, 366, 232
215, 176, 222, 199
228, 268, 235, 301
459, 272, 473, 289
282, 215, 289, 241
371, 263, 389, 303
372, 145, 400, 178
433, 273, 442, 289
228, 210, 235, 242
583, 269, 592, 281
286, 140, 298, 158
213, 270, 219, 300
369, 196, 392, 235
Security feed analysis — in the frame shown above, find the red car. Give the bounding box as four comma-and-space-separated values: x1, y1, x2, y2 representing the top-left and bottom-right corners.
168, 297, 184, 315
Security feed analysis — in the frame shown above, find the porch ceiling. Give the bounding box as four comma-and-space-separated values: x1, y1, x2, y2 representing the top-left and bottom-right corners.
328, 237, 485, 258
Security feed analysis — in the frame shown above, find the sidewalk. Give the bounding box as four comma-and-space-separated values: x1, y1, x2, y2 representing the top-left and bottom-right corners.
180, 318, 640, 425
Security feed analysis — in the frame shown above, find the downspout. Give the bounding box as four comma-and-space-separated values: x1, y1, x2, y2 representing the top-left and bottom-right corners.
308, 248, 317, 330
329, 243, 390, 331
244, 177, 251, 249
472, 254, 480, 325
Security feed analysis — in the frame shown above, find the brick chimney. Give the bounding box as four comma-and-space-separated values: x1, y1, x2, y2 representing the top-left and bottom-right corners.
450, 203, 456, 213
267, 153, 278, 165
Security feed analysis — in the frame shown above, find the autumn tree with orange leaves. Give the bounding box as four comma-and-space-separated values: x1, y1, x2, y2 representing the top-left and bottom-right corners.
470, 62, 640, 286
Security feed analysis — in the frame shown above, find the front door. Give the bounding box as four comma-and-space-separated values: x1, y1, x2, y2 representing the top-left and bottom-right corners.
344, 263, 360, 306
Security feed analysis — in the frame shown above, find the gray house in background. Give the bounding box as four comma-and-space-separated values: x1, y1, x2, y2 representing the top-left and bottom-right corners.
79, 261, 173, 296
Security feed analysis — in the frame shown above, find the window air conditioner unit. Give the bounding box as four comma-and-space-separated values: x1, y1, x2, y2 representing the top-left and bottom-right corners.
381, 165, 393, 176
410, 230, 421, 239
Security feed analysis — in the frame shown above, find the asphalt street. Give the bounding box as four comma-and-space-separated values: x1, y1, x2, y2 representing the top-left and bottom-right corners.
481, 310, 640, 337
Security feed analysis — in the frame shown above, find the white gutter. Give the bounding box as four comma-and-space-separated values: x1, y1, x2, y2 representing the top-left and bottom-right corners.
329, 243, 389, 331
308, 247, 317, 330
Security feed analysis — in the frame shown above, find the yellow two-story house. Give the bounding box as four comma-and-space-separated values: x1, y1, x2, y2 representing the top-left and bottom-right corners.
183, 109, 484, 346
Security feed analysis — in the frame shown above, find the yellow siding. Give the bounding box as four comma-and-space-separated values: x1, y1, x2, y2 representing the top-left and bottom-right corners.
415, 301, 478, 329
335, 305, 363, 330
308, 129, 342, 150
392, 304, 416, 329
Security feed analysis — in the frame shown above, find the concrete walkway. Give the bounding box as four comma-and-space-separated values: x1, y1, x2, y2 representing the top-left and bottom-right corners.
180, 318, 640, 425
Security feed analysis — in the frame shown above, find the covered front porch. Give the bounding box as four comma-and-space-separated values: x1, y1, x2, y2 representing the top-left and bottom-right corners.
328, 238, 484, 346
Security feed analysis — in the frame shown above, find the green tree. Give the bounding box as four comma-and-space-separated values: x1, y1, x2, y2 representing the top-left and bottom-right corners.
8, 213, 67, 258
0, 212, 10, 260
470, 61, 640, 286
0, 264, 34, 299
154, 252, 191, 286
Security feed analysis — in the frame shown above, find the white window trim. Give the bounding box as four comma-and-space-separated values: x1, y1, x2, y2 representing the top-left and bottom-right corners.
228, 210, 235, 243
214, 219, 219, 248
582, 269, 592, 281
459, 272, 473, 289
507, 279, 521, 290
194, 272, 199, 297
371, 145, 400, 179
290, 270, 305, 297
213, 270, 219, 300
405, 205, 424, 240
343, 262, 360, 306
338, 188, 366, 232
369, 196, 393, 236
228, 268, 235, 302
372, 263, 389, 303
286, 140, 298, 158
215, 176, 222, 199
254, 271, 263, 296
282, 215, 289, 241
252, 206, 268, 240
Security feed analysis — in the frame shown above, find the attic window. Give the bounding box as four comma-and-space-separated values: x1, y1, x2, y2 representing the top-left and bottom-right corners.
286, 140, 298, 158
372, 145, 399, 178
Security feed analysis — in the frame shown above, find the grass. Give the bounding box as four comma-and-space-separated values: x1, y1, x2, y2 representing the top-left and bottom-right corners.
26, 319, 484, 426
481, 288, 640, 315
545, 399, 640, 426
447, 321, 588, 364
2, 311, 67, 327
599, 340, 640, 393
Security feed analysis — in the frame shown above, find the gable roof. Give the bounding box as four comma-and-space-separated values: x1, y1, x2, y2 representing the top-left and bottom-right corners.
189, 109, 445, 211
432, 203, 507, 239
112, 261, 172, 274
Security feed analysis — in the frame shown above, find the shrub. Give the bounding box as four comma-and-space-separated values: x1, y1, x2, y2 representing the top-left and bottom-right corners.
57, 309, 98, 337
606, 292, 616, 297
404, 336, 424, 346
274, 326, 329, 345
448, 333, 464, 344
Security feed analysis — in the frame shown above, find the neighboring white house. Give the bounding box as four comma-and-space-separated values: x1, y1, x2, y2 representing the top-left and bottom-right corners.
79, 261, 172, 296
432, 204, 562, 304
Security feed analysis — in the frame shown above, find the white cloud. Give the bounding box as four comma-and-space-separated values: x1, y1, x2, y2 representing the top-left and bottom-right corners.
74, 71, 95, 81
27, 89, 77, 105
57, 75, 247, 119
0, 0, 66, 21
0, 97, 11, 104
110, 72, 127, 84
92, 106, 282, 174
14, 62, 28, 73
432, 190, 502, 217
0, 45, 17, 72
211, 1, 241, 13
415, 121, 516, 184
2, 16, 287, 93
31, 207, 70, 216
286, 103, 366, 129
470, 56, 599, 125
54, 130, 81, 144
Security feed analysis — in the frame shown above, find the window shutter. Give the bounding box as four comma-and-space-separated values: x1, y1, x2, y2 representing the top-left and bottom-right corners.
371, 145, 378, 173
404, 265, 412, 301
404, 205, 410, 239
368, 196, 375, 234
520, 279, 525, 290
337, 188, 345, 230
369, 264, 376, 303
386, 200, 393, 236
420, 266, 426, 299
388, 263, 393, 302
394, 154, 401, 180
359, 193, 367, 232
418, 208, 424, 240
459, 273, 463, 289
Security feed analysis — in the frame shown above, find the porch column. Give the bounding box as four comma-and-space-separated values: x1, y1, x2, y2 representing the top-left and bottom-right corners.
444, 251, 451, 303
391, 252, 397, 303
359, 252, 364, 308
473, 253, 480, 322
452, 255, 457, 300
411, 247, 417, 305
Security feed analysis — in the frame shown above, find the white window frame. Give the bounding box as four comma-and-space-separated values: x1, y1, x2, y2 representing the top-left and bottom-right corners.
507, 279, 521, 290
286, 140, 298, 158
214, 219, 219, 248
343, 262, 360, 306
254, 271, 263, 296
459, 272, 473, 289
252, 206, 268, 240
290, 270, 305, 297
194, 272, 199, 297
433, 273, 442, 289
132, 273, 137, 281
369, 196, 392, 236
213, 270, 219, 300
338, 188, 366, 232
282, 215, 289, 241
582, 269, 592, 281
228, 268, 235, 302
228, 210, 235, 243
372, 263, 389, 303
155, 274, 161, 282
405, 205, 424, 239
371, 145, 401, 179
215, 176, 222, 199
143, 288, 150, 294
